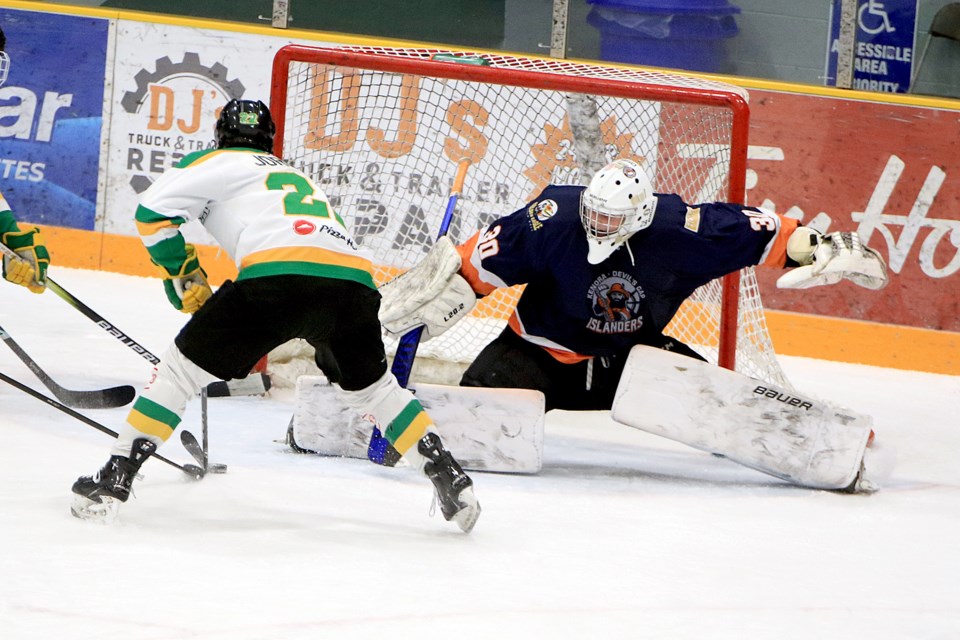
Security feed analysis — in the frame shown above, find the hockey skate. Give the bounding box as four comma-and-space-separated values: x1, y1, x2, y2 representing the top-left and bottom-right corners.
418, 433, 480, 533
71, 438, 156, 523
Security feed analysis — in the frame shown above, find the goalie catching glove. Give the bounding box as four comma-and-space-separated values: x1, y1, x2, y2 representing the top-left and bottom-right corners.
778, 229, 888, 290
2, 227, 50, 294
378, 236, 476, 339
161, 243, 212, 314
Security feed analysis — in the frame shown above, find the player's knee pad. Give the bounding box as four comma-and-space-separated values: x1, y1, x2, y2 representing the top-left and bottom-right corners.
337, 371, 434, 457
113, 345, 219, 455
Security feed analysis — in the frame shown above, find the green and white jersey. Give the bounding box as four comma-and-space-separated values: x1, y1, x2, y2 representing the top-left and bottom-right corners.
135, 148, 375, 289
0, 192, 18, 236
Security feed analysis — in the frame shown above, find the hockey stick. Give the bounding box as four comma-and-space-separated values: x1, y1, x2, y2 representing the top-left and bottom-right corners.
389, 158, 471, 388
0, 244, 270, 396
0, 243, 161, 366
206, 372, 271, 398
181, 375, 270, 472
179, 387, 228, 474
49, 276, 268, 396
44, 277, 162, 366
182, 374, 266, 473
0, 369, 204, 479
0, 322, 135, 409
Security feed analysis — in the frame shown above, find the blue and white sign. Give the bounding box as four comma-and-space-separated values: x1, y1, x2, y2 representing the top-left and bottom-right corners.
0, 9, 109, 230
826, 0, 918, 93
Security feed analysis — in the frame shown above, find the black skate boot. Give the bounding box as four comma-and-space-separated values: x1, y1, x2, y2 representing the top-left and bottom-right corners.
71, 438, 157, 522
418, 432, 480, 533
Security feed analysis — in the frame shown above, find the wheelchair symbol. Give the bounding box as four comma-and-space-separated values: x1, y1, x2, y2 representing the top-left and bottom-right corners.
859, 0, 896, 35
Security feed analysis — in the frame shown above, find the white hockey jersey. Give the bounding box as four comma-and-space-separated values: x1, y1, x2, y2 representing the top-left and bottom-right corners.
134, 148, 375, 289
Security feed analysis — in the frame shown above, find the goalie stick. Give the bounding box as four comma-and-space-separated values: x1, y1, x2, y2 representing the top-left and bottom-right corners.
0, 369, 203, 479
390, 158, 471, 388
367, 159, 471, 465
0, 322, 135, 409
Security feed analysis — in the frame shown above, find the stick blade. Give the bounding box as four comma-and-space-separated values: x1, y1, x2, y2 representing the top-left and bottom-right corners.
206, 373, 271, 398
57, 385, 136, 410
179, 430, 206, 466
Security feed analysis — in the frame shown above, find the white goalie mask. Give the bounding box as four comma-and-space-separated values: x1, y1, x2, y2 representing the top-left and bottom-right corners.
580, 159, 657, 264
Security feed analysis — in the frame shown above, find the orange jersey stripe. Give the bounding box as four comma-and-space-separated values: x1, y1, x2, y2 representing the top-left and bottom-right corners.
764, 215, 800, 267
457, 233, 498, 296
240, 246, 373, 274
507, 315, 591, 364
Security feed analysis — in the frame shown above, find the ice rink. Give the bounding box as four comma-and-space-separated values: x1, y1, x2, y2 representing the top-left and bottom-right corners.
1, 267, 958, 639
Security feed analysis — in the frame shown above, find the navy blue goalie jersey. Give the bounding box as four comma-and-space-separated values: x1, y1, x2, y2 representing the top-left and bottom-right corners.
456, 184, 797, 363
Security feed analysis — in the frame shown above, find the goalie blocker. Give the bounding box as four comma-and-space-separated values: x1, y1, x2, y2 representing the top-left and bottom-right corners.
290, 375, 546, 474
612, 346, 876, 491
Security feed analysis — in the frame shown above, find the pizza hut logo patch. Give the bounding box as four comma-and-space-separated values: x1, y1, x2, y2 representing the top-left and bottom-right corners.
293, 219, 316, 235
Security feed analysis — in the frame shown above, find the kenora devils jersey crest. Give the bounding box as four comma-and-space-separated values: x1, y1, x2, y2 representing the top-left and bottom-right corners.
586, 272, 645, 334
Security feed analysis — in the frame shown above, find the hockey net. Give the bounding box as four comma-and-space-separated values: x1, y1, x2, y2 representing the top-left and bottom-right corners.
268, 45, 790, 389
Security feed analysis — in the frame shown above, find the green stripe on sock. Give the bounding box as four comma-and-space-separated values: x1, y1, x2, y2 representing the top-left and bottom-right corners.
132, 396, 182, 430
384, 400, 423, 444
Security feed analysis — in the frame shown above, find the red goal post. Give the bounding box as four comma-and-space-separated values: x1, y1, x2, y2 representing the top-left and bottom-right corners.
269, 44, 789, 388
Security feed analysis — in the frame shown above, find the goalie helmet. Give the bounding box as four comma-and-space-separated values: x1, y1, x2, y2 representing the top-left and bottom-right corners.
0, 26, 10, 88
215, 99, 275, 153
580, 158, 657, 264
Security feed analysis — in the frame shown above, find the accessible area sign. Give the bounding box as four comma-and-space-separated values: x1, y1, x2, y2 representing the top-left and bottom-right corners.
826, 0, 918, 93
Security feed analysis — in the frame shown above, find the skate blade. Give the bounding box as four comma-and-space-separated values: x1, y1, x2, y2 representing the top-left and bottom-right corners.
71, 494, 120, 524
452, 487, 481, 533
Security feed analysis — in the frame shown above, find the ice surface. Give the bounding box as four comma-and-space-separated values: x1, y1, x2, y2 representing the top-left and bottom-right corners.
1, 268, 958, 639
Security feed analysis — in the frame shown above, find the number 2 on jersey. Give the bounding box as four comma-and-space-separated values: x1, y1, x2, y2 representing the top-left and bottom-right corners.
266, 172, 346, 227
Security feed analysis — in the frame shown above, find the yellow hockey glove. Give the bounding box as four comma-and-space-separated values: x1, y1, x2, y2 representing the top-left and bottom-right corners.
2, 227, 50, 294
162, 244, 212, 313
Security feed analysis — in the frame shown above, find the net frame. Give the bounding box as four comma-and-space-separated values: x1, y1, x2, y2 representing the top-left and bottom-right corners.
269, 44, 788, 387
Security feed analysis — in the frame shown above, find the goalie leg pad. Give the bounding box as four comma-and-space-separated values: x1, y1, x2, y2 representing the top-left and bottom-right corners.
337, 370, 433, 456
612, 346, 874, 491
292, 376, 545, 473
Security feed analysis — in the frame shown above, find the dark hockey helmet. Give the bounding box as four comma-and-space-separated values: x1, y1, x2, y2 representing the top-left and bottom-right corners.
0, 25, 10, 87
215, 99, 276, 152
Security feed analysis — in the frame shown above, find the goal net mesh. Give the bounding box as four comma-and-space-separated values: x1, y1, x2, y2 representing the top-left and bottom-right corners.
269, 45, 790, 389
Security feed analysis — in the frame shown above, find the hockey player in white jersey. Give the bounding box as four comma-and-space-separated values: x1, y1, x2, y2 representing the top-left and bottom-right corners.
0, 25, 51, 295
71, 99, 480, 531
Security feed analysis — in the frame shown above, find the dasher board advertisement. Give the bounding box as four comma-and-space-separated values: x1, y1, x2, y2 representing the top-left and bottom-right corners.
0, 9, 108, 230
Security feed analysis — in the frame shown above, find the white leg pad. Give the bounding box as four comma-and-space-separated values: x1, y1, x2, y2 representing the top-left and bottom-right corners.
612, 346, 873, 490
292, 375, 545, 473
